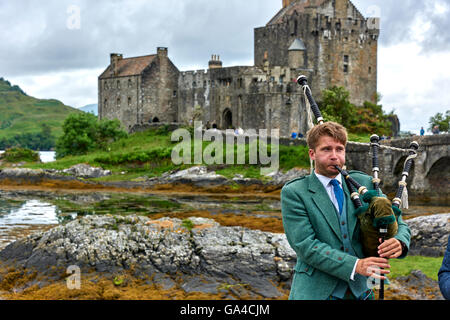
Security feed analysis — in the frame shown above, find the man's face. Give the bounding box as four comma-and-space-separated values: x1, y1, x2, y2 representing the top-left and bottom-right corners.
309, 135, 346, 178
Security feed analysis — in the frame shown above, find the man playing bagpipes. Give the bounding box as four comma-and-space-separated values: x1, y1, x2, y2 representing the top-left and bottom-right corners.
281, 76, 412, 300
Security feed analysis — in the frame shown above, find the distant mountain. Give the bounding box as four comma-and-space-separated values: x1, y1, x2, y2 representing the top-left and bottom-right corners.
79, 103, 98, 116
0, 77, 82, 140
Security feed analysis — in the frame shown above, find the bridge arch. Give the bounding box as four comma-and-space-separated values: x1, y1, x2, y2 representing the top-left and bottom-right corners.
426, 156, 450, 190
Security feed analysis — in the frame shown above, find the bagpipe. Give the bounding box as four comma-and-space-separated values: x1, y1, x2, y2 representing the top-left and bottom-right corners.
296, 75, 419, 300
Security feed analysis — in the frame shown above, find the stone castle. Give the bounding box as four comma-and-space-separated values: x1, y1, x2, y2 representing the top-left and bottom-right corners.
98, 0, 379, 137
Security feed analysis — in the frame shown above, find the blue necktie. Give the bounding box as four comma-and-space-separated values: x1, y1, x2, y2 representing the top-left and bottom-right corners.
330, 179, 344, 215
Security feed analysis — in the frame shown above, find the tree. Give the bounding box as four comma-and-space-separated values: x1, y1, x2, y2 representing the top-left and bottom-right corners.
320, 86, 357, 128
97, 118, 128, 150
56, 113, 128, 158
319, 87, 393, 136
429, 110, 449, 133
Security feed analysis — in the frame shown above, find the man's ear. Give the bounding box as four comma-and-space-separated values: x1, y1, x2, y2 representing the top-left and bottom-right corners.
308, 148, 315, 160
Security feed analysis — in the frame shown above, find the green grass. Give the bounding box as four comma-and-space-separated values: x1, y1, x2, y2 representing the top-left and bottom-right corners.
18, 126, 376, 182
21, 127, 312, 181
348, 132, 371, 143
389, 255, 444, 281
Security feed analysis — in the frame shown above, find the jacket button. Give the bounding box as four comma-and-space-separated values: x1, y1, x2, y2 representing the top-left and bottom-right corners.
342, 221, 346, 226
338, 257, 343, 261
305, 268, 309, 272
343, 234, 348, 239
314, 246, 318, 249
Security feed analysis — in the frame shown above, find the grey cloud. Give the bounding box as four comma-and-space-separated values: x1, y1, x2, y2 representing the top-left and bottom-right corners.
0, 0, 279, 77
353, 0, 450, 52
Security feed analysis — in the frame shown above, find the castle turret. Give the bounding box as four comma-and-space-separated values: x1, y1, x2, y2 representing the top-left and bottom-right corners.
288, 38, 306, 69
208, 55, 223, 69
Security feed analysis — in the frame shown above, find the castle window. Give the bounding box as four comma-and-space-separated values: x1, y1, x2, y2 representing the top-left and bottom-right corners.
117, 80, 121, 89
104, 82, 108, 90
344, 55, 349, 73
369, 66, 372, 74
104, 99, 108, 108
116, 98, 121, 108
173, 90, 177, 97
128, 79, 132, 88
128, 97, 132, 107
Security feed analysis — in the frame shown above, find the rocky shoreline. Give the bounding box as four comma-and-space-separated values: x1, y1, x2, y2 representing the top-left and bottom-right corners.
0, 212, 448, 300
0, 165, 309, 193
0, 214, 295, 299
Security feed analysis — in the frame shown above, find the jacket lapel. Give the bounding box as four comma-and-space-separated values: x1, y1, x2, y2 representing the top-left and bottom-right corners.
308, 174, 342, 241
342, 177, 357, 240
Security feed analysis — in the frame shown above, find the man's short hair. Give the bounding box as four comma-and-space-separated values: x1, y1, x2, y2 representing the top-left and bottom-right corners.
306, 122, 348, 150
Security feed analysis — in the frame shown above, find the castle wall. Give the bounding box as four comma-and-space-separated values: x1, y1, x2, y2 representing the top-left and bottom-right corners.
177, 65, 311, 136
98, 75, 141, 131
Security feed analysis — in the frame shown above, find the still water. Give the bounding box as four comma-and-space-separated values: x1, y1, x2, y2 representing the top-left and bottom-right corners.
0, 190, 448, 250
0, 150, 55, 163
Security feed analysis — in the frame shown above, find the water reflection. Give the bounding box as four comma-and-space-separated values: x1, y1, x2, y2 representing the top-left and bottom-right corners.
0, 199, 59, 225
0, 199, 59, 249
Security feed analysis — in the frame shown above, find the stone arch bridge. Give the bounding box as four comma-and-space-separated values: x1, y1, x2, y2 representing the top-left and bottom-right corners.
345, 134, 450, 204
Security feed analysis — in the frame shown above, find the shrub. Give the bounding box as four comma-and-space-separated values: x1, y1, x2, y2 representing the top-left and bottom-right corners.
56, 113, 128, 158
1, 147, 40, 163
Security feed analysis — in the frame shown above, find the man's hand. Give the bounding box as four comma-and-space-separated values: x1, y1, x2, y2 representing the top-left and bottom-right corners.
378, 238, 403, 259
356, 257, 390, 280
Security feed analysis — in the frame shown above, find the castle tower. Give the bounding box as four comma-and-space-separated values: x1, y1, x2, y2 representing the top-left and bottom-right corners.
255, 0, 379, 105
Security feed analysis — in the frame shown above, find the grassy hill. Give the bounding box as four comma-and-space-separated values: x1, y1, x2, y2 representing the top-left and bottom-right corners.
0, 77, 82, 141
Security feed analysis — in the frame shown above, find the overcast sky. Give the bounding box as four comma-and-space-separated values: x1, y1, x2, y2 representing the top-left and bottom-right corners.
1, 0, 449, 134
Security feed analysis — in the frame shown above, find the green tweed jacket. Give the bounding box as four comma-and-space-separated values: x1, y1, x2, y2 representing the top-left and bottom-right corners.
281, 171, 411, 300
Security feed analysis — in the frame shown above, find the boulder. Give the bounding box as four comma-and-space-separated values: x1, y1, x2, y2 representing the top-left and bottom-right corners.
407, 213, 450, 257
62, 164, 111, 179
158, 166, 229, 187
